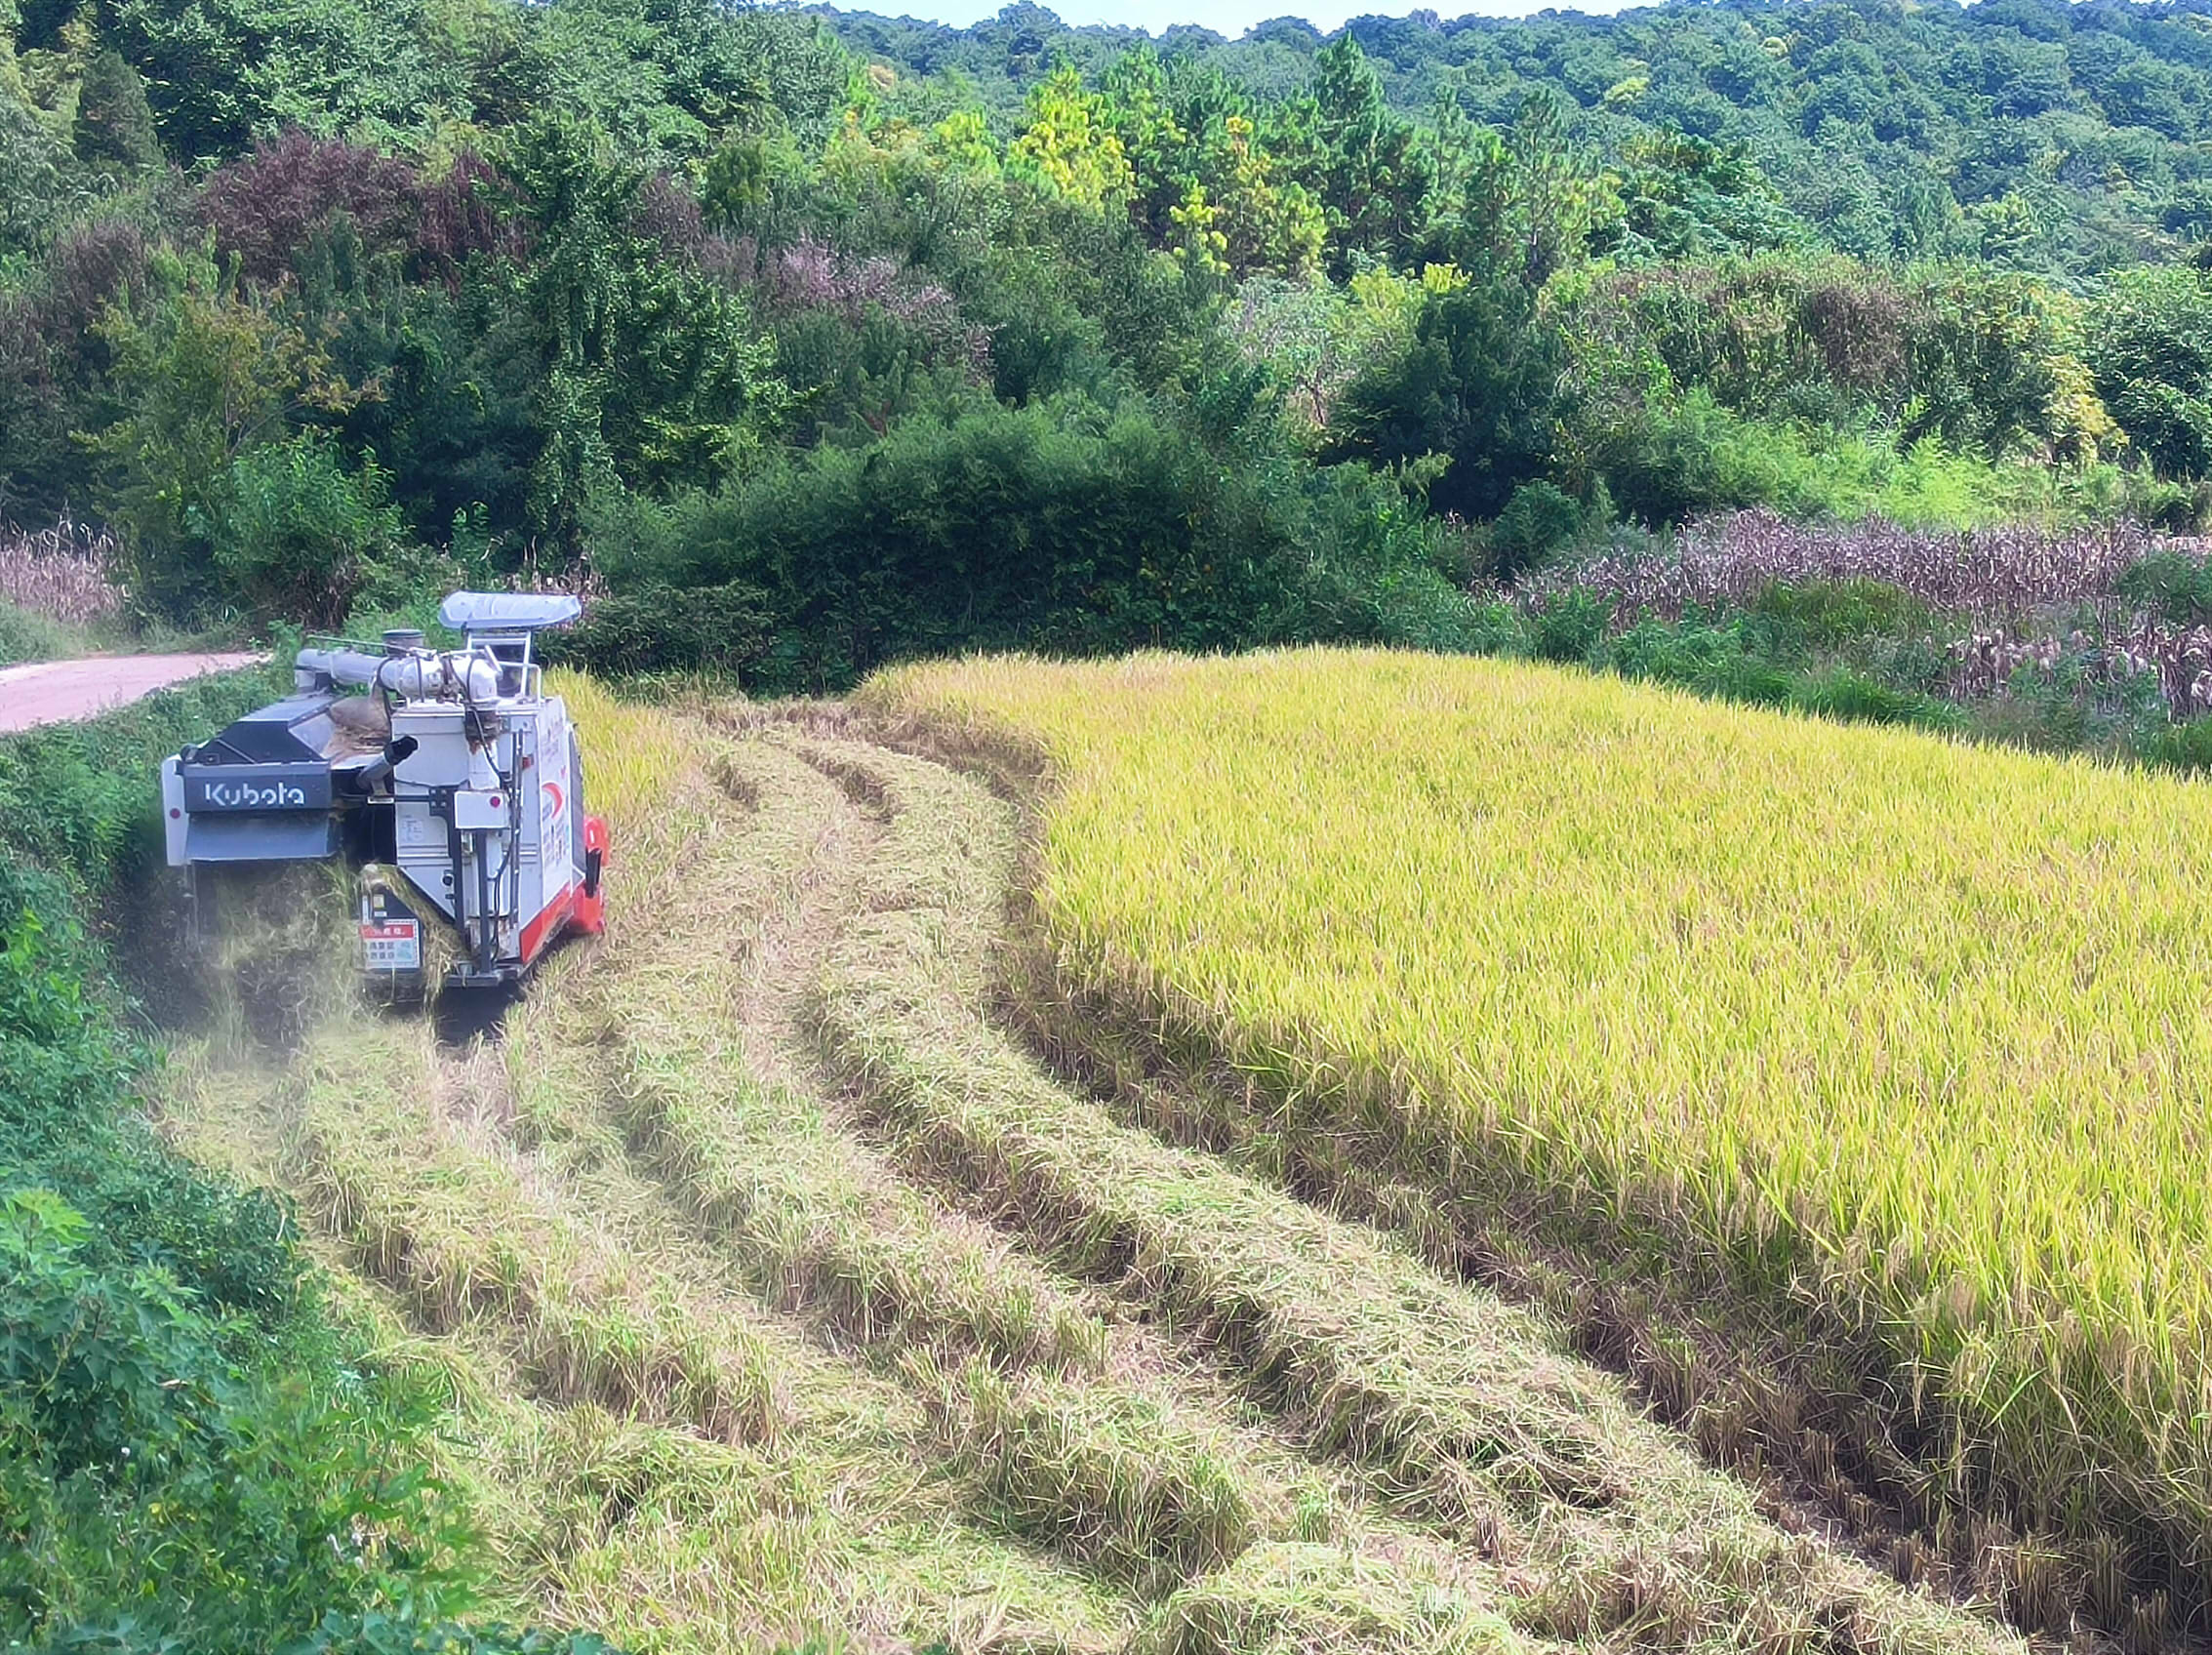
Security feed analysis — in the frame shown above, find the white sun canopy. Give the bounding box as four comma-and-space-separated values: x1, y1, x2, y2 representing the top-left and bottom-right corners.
437, 591, 584, 633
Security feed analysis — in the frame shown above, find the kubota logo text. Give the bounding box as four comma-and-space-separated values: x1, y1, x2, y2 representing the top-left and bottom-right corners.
200, 780, 308, 809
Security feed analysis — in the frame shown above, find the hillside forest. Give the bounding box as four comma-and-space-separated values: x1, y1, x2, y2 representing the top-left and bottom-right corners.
4, 0, 2212, 697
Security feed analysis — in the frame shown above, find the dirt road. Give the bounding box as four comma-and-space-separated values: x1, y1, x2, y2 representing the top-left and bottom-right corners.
0, 652, 264, 735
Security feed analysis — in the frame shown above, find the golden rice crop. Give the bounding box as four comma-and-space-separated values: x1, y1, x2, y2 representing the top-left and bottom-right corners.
875, 646, 2212, 1612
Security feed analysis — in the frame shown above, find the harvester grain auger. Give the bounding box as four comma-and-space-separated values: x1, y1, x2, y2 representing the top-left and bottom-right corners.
162, 592, 609, 1001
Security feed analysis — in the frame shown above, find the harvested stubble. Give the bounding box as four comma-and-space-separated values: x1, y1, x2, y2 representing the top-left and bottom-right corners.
567, 733, 1105, 1374
1137, 1542, 1524, 1655
283, 1026, 792, 1444
507, 722, 1287, 1600
164, 1007, 1134, 1655
876, 646, 2212, 1634
804, 726, 2019, 1655
512, 703, 1582, 1644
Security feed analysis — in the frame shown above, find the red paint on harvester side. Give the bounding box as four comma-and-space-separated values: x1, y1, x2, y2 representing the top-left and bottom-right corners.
519, 884, 577, 963
572, 816, 610, 935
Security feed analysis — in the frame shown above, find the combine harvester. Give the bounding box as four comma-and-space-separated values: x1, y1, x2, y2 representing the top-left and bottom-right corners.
162, 592, 608, 1002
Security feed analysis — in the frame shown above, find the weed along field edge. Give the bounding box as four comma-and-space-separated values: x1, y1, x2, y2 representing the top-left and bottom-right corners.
870, 646, 2212, 1649
147, 665, 2042, 1655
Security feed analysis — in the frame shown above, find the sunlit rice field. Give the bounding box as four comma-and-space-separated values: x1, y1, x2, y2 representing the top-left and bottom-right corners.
876, 647, 2212, 1610
157, 669, 2029, 1653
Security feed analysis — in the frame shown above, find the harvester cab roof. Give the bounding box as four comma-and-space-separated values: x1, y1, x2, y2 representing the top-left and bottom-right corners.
164, 591, 608, 998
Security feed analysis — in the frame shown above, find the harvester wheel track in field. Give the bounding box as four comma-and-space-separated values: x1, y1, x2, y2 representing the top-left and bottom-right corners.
153, 697, 2032, 1655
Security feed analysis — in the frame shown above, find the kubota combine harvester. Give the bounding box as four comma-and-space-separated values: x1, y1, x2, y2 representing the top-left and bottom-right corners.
162, 592, 608, 998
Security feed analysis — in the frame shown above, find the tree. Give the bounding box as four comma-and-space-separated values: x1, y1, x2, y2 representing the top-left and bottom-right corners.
1302, 36, 1432, 268
214, 433, 405, 624
71, 50, 161, 174
2089, 265, 2212, 480
0, 73, 68, 262
1428, 92, 1615, 291
1207, 112, 1324, 277
85, 248, 364, 617
1325, 270, 1563, 520
193, 130, 422, 287
1011, 65, 1134, 212
505, 113, 782, 552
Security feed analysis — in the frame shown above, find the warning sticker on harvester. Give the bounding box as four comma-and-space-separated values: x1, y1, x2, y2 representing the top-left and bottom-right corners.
360, 884, 424, 973
361, 919, 422, 972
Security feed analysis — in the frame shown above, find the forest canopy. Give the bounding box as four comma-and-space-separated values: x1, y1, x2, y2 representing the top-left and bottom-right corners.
3, 0, 2211, 684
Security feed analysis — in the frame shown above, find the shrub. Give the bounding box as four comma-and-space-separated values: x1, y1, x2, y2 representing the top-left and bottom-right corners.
1325, 273, 1562, 521
0, 601, 76, 666
0, 667, 283, 898
593, 395, 1318, 687
216, 436, 409, 627
2138, 715, 2212, 773
1607, 617, 1793, 706
1788, 666, 1957, 728
0, 894, 471, 1651
287, 1613, 621, 1654
1489, 480, 1587, 581
553, 581, 773, 677
1748, 577, 1934, 647
2115, 551, 2212, 627
1529, 587, 1608, 664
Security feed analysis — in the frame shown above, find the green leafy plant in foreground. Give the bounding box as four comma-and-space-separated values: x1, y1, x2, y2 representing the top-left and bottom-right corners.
0, 896, 480, 1650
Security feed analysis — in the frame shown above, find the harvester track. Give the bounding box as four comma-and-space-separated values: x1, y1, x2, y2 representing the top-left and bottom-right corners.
156, 704, 2029, 1655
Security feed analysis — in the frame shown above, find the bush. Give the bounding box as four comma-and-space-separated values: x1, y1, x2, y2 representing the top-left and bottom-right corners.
287, 1613, 621, 1654
1489, 480, 1587, 581
1788, 666, 1957, 728
589, 393, 1461, 688
1528, 588, 1608, 665
217, 437, 410, 628
0, 893, 472, 1652
0, 666, 283, 900
2116, 551, 2212, 627
0, 687, 513, 1651
1607, 617, 1793, 705
1593, 389, 2011, 529
552, 581, 773, 677
1748, 577, 1934, 647
1325, 274, 1562, 521
2139, 715, 2212, 773
0, 600, 77, 666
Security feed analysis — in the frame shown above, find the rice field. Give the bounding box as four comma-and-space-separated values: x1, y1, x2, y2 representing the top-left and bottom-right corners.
151, 672, 2030, 1654
875, 647, 2212, 1635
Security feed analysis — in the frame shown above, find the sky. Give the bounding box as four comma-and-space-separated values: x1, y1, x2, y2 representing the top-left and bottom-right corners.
876, 0, 1634, 39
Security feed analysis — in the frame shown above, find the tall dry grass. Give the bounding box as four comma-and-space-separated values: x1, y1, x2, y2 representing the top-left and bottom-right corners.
0, 515, 125, 626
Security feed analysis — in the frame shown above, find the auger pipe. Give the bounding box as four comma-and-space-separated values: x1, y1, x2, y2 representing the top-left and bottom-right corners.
294, 645, 388, 690
295, 644, 502, 702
